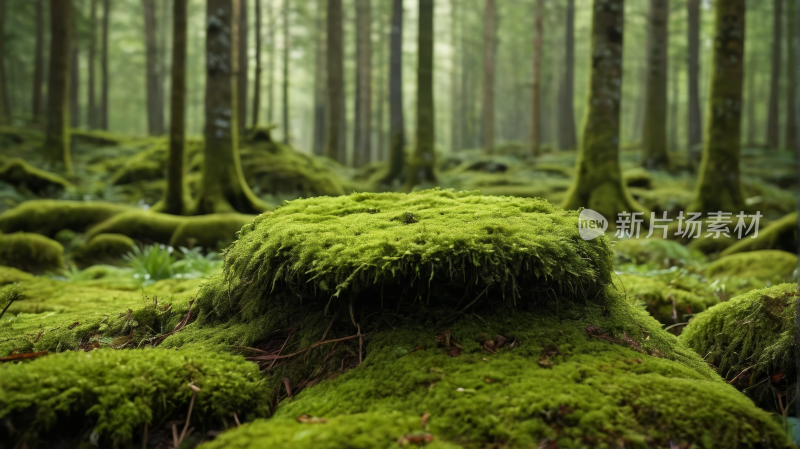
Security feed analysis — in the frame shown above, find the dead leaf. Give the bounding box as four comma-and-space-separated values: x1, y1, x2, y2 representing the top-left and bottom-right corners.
538, 356, 552, 368
495, 334, 509, 348
447, 347, 461, 357
541, 345, 559, 357
483, 341, 497, 354
296, 414, 327, 424
484, 378, 495, 383
557, 404, 573, 416
420, 413, 430, 429
409, 345, 425, 354
111, 336, 129, 345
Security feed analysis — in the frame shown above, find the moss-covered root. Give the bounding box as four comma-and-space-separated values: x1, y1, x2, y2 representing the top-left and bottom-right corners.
0, 158, 71, 195
0, 348, 268, 447
680, 284, 798, 414
721, 212, 798, 256
169, 213, 254, 249
0, 232, 64, 273
72, 233, 136, 267
0, 200, 133, 237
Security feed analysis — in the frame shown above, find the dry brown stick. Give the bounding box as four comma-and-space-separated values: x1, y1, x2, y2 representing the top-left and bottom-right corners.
267, 311, 309, 371
239, 333, 362, 362
357, 324, 362, 366
142, 422, 148, 449
178, 385, 200, 446
172, 424, 179, 449
233, 411, 241, 427
283, 378, 293, 398
0, 351, 49, 363
319, 308, 340, 343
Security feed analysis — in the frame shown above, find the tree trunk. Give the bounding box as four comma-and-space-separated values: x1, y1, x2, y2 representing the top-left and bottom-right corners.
87, 0, 97, 128
353, 0, 372, 167
449, 0, 459, 153
375, 2, 387, 161
746, 54, 756, 146
687, 0, 702, 156
325, 0, 344, 162
33, 0, 45, 124
163, 0, 188, 215
238, 0, 248, 134
266, 0, 274, 124
381, 0, 405, 184
688, 0, 746, 213
44, 0, 73, 174
481, 0, 495, 152
282, 0, 290, 144
312, 0, 326, 156
69, 12, 79, 129
530, 0, 543, 157
250, 0, 261, 130
641, 0, 669, 169
558, 0, 577, 150
143, 0, 162, 135
100, 0, 109, 130
404, 0, 436, 188
0, 0, 7, 125
195, 0, 265, 215
787, 0, 797, 152
766, 0, 782, 150
563, 0, 645, 222
794, 0, 800, 419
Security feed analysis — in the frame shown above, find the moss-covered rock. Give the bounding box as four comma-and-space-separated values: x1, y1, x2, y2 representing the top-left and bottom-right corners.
0, 158, 71, 195
616, 273, 718, 325
721, 212, 797, 256
680, 284, 798, 415
0, 232, 64, 273
0, 200, 134, 237
0, 348, 268, 447
72, 233, 136, 267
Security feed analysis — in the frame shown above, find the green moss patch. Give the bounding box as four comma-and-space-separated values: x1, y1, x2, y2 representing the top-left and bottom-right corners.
705, 250, 797, 296
722, 212, 797, 256
614, 238, 704, 269
0, 232, 64, 273
616, 273, 718, 325
0, 200, 134, 237
680, 284, 798, 414
0, 266, 34, 286
0, 158, 71, 195
73, 233, 136, 267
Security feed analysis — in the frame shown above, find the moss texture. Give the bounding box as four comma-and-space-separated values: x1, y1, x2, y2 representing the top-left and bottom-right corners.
680, 284, 798, 414
0, 200, 134, 237
0, 158, 71, 195
721, 212, 797, 256
0, 232, 64, 273
703, 250, 797, 297
614, 238, 704, 269
0, 266, 34, 286
616, 273, 718, 325
72, 233, 136, 267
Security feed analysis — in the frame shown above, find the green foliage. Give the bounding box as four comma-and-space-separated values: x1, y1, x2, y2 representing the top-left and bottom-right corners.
614, 238, 705, 269
722, 212, 797, 256
0, 158, 71, 195
172, 246, 223, 280
0, 200, 133, 237
123, 244, 177, 284
705, 250, 797, 296
0, 348, 268, 445
616, 272, 718, 324
0, 232, 64, 273
72, 233, 136, 267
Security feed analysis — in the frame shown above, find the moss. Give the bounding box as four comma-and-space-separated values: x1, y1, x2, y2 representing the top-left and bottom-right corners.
0, 232, 64, 273
0, 158, 71, 195
0, 266, 34, 286
72, 233, 136, 267
534, 163, 573, 178
0, 348, 268, 446
614, 238, 705, 269
169, 213, 254, 249
704, 250, 797, 297
70, 129, 128, 147
680, 284, 798, 414
616, 273, 718, 325
0, 200, 134, 237
87, 210, 186, 244
623, 167, 653, 189
721, 212, 797, 256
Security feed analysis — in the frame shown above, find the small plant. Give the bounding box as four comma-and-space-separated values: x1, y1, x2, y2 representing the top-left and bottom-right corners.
172, 246, 223, 279
123, 244, 175, 285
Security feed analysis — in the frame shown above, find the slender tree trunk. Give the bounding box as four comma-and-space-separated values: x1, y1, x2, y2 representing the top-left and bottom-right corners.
325, 0, 344, 162
794, 0, 800, 420
353, 0, 372, 167
558, 0, 577, 150
687, 0, 702, 157
374, 2, 387, 161
143, 0, 162, 135
44, 0, 73, 174
449, 0, 460, 153
481, 0, 495, 152
195, 0, 265, 214
688, 0, 746, 213
100, 0, 109, 130
238, 0, 248, 134
33, 0, 45, 124
0, 0, 7, 125
746, 55, 756, 146
641, 0, 669, 169
405, 0, 435, 188
382, 0, 405, 184
158, 0, 168, 135
164, 0, 188, 215
787, 0, 797, 152
267, 0, 275, 124
531, 0, 543, 157
563, 0, 645, 221
250, 0, 261, 130
312, 0, 326, 156
87, 0, 97, 128
767, 0, 782, 149
69, 28, 79, 128
669, 49, 678, 151
282, 0, 289, 144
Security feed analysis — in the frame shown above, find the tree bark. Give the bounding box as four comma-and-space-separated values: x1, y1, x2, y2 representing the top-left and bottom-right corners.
163, 0, 188, 215
687, 0, 702, 156
69, 13, 80, 129
558, 0, 577, 150
641, 0, 669, 169
250, 0, 261, 130
282, 0, 289, 144
44, 0, 73, 174
0, 0, 7, 125
312, 0, 326, 156
563, 0, 646, 221
100, 0, 109, 130
325, 0, 344, 162
195, 0, 265, 215
266, 0, 275, 125
404, 0, 436, 188
481, 0, 495, 152
143, 0, 163, 135
449, 0, 460, 153
531, 0, 543, 157
688, 0, 746, 213
794, 0, 800, 419
87, 0, 97, 128
381, 0, 405, 184
787, 0, 797, 152
238, 0, 248, 134
746, 54, 756, 146
353, 0, 372, 167
33, 0, 45, 124
767, 0, 782, 149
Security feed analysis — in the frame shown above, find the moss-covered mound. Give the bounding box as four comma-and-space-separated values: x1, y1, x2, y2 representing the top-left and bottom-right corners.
72, 233, 136, 267
0, 232, 64, 273
706, 250, 797, 288
680, 284, 798, 414
0, 348, 267, 446
722, 212, 797, 256
614, 238, 703, 269
616, 273, 718, 325
0, 158, 71, 195
0, 265, 34, 286
0, 200, 134, 237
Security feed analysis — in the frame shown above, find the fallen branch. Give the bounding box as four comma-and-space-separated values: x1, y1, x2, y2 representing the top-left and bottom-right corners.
0, 351, 48, 363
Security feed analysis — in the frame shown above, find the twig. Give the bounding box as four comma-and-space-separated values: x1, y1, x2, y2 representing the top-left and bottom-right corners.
176, 384, 200, 447
238, 333, 362, 363
0, 351, 48, 363
233, 411, 241, 427
172, 424, 179, 449
283, 378, 293, 398
663, 322, 690, 332
319, 308, 340, 343
357, 324, 362, 366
